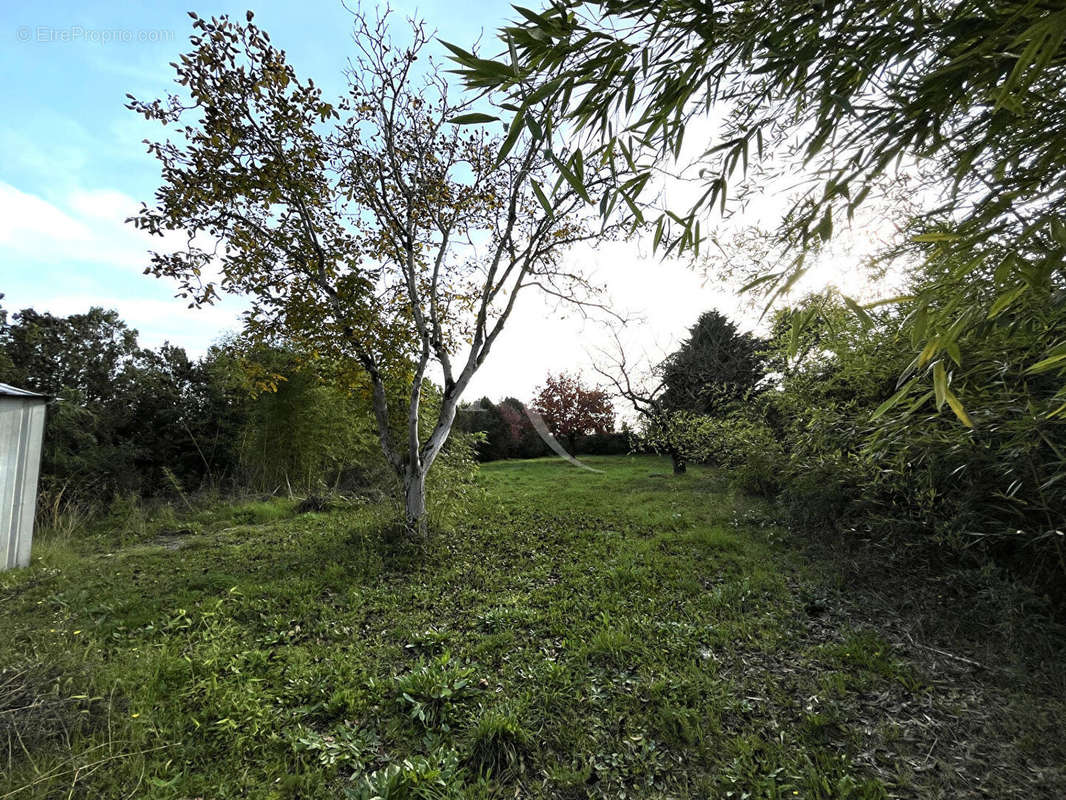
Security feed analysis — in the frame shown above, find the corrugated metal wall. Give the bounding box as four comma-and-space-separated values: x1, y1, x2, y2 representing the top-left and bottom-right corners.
0, 398, 47, 569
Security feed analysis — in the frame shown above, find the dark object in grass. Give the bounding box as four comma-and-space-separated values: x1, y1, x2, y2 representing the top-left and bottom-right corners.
805, 598, 829, 616
297, 494, 333, 514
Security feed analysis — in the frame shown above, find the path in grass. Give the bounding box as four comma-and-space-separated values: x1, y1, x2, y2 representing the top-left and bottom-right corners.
1, 455, 1062, 798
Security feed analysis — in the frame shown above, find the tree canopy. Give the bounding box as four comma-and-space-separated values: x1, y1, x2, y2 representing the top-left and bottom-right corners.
531, 372, 614, 450
660, 310, 765, 415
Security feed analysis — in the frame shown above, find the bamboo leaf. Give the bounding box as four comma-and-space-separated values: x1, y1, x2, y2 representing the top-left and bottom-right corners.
841, 294, 874, 329
448, 113, 499, 125
531, 179, 553, 217
943, 386, 975, 428
933, 361, 947, 409
987, 285, 1028, 319
549, 151, 591, 203
496, 109, 526, 165
1026, 352, 1066, 375
871, 377, 919, 421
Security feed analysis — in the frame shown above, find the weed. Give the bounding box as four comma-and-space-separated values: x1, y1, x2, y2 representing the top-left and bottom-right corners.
393, 654, 479, 730
291, 722, 380, 769
465, 709, 530, 779
345, 749, 468, 800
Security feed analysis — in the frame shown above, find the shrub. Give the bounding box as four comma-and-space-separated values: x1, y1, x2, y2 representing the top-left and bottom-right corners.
750, 275, 1066, 592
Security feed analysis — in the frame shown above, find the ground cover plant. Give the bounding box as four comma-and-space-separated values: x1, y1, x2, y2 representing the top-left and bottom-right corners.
2, 456, 1062, 798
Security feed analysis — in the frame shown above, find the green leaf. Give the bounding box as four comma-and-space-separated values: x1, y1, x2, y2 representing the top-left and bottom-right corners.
910, 232, 960, 243
917, 339, 940, 368
987, 285, 1028, 319
531, 179, 553, 217
652, 217, 664, 252
739, 272, 782, 294
1052, 218, 1066, 247
910, 303, 928, 347
448, 113, 499, 125
841, 295, 874, 329
549, 151, 591, 203
816, 209, 832, 242
1026, 352, 1066, 375
523, 114, 544, 140
496, 109, 526, 165
871, 377, 919, 421
945, 342, 962, 366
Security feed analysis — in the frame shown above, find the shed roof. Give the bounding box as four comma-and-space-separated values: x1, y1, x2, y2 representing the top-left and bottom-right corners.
0, 383, 49, 400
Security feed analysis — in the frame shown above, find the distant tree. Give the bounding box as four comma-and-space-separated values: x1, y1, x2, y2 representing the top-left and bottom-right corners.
129, 11, 609, 538
0, 306, 139, 402
593, 333, 688, 474
495, 400, 526, 456
0, 305, 245, 497
531, 372, 614, 452
455, 398, 512, 461
497, 397, 548, 459
660, 311, 766, 416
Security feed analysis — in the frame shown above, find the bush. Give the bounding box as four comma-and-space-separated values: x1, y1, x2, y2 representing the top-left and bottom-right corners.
747, 273, 1066, 593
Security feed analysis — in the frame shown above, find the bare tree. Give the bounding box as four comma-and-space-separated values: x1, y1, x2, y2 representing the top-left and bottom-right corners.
593, 330, 688, 475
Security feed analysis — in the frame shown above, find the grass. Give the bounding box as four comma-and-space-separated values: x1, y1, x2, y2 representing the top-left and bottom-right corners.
0, 455, 1062, 798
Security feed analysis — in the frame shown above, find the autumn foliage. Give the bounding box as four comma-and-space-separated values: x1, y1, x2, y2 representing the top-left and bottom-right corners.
531, 373, 614, 451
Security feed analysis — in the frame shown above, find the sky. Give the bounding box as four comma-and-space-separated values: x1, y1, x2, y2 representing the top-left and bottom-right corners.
1, 0, 894, 404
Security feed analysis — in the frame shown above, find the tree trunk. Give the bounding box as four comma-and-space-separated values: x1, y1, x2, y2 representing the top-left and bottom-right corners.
403, 467, 427, 540
671, 451, 686, 475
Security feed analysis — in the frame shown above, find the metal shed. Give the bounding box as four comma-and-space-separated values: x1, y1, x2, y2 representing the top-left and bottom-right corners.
1, 383, 48, 570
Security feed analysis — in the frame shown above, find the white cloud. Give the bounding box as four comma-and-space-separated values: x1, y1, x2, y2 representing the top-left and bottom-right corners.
1, 180, 244, 357
0, 180, 153, 271
0, 182, 95, 245
32, 294, 243, 355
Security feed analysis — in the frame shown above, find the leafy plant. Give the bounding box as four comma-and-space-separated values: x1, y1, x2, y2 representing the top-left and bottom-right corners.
291, 723, 380, 769
346, 749, 467, 800
393, 655, 479, 730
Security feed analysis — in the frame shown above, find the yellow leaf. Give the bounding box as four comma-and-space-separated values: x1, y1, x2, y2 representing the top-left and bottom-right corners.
943, 387, 975, 428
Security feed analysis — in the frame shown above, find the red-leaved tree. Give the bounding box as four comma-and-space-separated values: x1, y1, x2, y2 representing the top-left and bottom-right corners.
531, 373, 614, 452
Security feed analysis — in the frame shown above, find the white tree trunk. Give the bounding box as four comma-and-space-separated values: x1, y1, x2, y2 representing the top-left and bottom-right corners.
403, 465, 427, 539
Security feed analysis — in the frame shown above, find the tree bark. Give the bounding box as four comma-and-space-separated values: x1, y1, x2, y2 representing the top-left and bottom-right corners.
403, 466, 427, 540
671, 451, 686, 475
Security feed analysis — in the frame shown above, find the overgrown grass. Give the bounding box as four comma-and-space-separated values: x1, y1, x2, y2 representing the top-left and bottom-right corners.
0, 456, 1062, 798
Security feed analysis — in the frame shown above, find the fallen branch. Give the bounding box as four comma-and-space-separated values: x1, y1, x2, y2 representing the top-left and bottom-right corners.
904, 632, 986, 670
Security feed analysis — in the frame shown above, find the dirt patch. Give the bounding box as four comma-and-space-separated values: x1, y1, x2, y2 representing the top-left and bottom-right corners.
151, 527, 197, 550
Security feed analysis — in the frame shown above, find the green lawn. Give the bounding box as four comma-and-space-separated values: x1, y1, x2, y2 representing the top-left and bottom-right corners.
1, 456, 1060, 798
